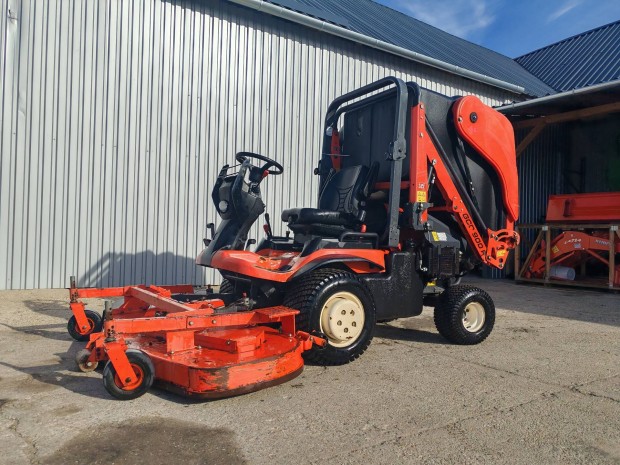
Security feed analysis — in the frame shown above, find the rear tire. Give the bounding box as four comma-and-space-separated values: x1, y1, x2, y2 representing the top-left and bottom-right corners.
284, 268, 375, 365
433, 285, 495, 345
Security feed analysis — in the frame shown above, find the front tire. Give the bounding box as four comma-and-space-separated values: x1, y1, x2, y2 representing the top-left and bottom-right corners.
433, 285, 495, 345
219, 279, 235, 294
284, 268, 375, 365
67, 310, 103, 341
102, 349, 154, 400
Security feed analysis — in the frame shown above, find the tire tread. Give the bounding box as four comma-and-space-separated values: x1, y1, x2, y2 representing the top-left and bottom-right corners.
284, 268, 374, 365
433, 284, 495, 345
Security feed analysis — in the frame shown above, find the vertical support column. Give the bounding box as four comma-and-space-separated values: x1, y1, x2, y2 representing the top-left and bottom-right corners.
609, 225, 617, 289
408, 104, 431, 230
514, 225, 521, 280
544, 225, 551, 283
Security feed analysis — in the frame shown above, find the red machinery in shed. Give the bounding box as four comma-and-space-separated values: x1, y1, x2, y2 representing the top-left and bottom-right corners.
522, 193, 620, 287
68, 77, 520, 400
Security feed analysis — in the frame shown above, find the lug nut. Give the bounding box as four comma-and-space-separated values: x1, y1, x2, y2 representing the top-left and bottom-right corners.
341, 310, 346, 315
337, 321, 342, 326
344, 328, 349, 333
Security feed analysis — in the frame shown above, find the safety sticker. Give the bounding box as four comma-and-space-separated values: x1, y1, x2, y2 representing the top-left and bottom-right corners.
552, 245, 560, 254
417, 190, 427, 202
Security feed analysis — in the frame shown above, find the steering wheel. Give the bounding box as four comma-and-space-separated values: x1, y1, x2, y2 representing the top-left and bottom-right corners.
235, 152, 284, 175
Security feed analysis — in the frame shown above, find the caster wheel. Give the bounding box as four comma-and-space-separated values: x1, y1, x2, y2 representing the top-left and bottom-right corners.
67, 310, 103, 341
103, 349, 155, 400
75, 349, 98, 372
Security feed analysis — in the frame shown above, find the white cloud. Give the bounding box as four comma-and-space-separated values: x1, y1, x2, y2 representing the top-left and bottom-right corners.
547, 0, 582, 22
395, 0, 495, 39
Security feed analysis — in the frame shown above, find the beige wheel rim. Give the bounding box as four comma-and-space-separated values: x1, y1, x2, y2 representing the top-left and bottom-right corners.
319, 291, 365, 348
463, 302, 485, 332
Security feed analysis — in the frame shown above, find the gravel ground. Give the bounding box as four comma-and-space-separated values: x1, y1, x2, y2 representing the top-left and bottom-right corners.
0, 278, 619, 465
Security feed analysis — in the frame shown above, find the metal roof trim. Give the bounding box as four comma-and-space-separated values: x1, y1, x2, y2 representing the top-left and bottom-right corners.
228, 0, 527, 95
496, 78, 620, 112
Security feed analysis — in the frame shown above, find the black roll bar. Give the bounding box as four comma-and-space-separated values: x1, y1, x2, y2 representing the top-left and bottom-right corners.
321, 76, 409, 248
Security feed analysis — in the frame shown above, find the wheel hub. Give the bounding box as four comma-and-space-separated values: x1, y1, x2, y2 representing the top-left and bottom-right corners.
319, 292, 365, 348
462, 302, 485, 332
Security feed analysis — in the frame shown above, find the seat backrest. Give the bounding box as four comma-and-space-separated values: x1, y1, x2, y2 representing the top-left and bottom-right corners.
319, 164, 378, 218
341, 92, 410, 183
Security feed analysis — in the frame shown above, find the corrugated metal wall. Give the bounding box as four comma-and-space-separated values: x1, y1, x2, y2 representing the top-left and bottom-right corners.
517, 125, 567, 225
483, 125, 567, 279
1, 0, 517, 289
512, 125, 567, 277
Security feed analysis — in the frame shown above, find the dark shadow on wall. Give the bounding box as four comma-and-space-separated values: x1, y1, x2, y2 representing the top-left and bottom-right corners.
76, 251, 219, 289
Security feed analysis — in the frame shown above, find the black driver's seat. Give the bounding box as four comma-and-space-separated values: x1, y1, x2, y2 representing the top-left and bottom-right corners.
281, 163, 379, 238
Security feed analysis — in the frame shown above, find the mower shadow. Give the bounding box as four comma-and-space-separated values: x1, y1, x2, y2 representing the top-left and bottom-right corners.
374, 323, 446, 345
0, 343, 112, 400
2, 322, 71, 341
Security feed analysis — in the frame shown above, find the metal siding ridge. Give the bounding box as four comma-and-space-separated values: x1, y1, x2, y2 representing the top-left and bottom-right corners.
0, 0, 515, 289
225, 0, 526, 95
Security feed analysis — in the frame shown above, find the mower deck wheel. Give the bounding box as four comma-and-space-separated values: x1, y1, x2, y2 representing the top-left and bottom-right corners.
102, 349, 155, 400
284, 268, 375, 365
433, 285, 495, 345
75, 349, 98, 372
67, 310, 103, 342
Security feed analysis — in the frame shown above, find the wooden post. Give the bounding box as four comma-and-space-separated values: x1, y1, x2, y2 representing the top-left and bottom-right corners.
544, 226, 551, 283
519, 228, 544, 280
514, 225, 521, 280
609, 225, 617, 289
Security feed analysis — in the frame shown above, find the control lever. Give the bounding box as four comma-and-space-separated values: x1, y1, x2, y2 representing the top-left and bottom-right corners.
264, 213, 273, 239
207, 223, 216, 239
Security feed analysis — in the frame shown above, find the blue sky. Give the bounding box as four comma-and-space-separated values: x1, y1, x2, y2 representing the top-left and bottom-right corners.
375, 0, 620, 57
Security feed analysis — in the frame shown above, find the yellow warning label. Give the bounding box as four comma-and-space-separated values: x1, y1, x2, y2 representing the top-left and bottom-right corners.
432, 231, 439, 241
497, 250, 507, 257
552, 245, 560, 254
417, 190, 427, 202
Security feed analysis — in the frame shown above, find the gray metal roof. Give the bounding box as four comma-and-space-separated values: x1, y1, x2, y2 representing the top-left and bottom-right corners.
516, 20, 620, 92
263, 0, 555, 97
498, 80, 620, 120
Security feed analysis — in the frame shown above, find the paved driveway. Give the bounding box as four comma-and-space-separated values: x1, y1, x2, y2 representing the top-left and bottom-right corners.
0, 278, 618, 464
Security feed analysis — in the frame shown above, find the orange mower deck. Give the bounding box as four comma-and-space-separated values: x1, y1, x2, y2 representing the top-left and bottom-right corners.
72, 281, 325, 400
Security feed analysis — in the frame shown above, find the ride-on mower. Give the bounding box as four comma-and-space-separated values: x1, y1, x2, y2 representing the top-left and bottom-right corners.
68, 77, 519, 400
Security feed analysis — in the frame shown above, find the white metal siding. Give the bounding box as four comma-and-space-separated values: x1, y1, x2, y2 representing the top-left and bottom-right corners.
1, 0, 516, 289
